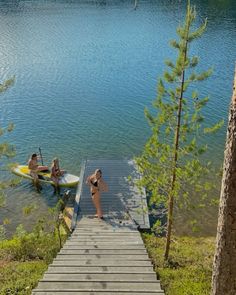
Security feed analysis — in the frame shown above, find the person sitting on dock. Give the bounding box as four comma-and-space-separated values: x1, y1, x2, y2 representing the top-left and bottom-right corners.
51, 157, 65, 194
86, 169, 108, 219
28, 153, 49, 191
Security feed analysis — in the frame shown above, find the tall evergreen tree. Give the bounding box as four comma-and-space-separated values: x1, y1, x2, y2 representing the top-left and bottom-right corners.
135, 1, 222, 260
211, 68, 236, 295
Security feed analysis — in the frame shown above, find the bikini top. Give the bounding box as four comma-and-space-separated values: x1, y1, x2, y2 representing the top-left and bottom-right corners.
91, 180, 98, 187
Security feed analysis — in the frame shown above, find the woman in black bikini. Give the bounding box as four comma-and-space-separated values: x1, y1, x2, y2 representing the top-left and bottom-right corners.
86, 169, 108, 219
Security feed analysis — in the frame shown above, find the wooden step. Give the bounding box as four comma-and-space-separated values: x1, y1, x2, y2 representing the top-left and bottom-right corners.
42, 273, 157, 281
75, 226, 129, 230
67, 237, 143, 242
33, 291, 165, 294
76, 222, 131, 226
47, 266, 155, 273
62, 245, 146, 249
51, 260, 153, 266
72, 232, 140, 235
55, 254, 150, 260
69, 237, 141, 240
59, 249, 147, 254
76, 222, 135, 226
73, 230, 138, 233
69, 234, 142, 239
64, 242, 144, 246
34, 281, 163, 291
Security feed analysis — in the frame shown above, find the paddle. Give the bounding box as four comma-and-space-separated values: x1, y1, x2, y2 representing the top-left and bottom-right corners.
38, 147, 50, 175
38, 147, 44, 165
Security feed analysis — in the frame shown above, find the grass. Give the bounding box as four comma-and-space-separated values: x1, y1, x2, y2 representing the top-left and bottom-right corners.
0, 227, 68, 294
0, 260, 47, 295
142, 234, 215, 295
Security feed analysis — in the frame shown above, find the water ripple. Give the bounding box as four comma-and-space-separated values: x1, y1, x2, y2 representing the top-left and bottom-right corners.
0, 0, 236, 235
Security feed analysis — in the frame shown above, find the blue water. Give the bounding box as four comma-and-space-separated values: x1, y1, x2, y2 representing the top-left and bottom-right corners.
0, 0, 236, 235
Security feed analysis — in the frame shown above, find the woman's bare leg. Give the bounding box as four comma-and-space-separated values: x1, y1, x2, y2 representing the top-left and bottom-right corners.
38, 166, 49, 171
52, 177, 60, 194
31, 172, 41, 192
92, 192, 103, 218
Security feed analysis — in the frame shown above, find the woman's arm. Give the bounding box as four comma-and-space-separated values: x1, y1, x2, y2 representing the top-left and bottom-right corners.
51, 166, 61, 178
86, 175, 91, 185
51, 166, 56, 177
99, 179, 108, 192
86, 175, 99, 191
28, 160, 33, 169
28, 160, 38, 171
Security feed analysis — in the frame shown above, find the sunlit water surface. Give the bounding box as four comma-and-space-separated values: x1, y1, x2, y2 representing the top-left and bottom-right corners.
0, 0, 236, 236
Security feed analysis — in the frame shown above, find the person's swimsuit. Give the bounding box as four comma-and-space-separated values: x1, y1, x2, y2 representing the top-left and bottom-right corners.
91, 180, 98, 196
28, 160, 38, 179
51, 167, 61, 181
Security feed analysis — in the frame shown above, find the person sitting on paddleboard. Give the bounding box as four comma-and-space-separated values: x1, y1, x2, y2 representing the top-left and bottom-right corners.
28, 153, 48, 191
50, 157, 65, 194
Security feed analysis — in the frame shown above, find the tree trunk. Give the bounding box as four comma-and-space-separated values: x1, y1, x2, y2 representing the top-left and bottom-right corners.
164, 27, 189, 261
211, 67, 236, 295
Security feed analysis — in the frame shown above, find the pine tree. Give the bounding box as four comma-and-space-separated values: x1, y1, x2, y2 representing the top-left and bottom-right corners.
135, 1, 223, 260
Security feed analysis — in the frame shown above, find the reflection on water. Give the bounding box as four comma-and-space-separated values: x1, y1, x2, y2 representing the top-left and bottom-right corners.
0, 0, 235, 235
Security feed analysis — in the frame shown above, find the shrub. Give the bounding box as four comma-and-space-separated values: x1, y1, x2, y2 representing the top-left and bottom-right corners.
0, 261, 47, 295
142, 234, 215, 295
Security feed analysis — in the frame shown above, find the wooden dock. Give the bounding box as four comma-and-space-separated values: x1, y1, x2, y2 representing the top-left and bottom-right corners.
32, 160, 165, 295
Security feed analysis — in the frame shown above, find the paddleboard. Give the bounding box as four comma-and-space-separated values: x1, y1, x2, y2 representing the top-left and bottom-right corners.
12, 165, 79, 188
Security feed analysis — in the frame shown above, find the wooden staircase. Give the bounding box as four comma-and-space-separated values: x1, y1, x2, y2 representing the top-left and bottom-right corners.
32, 217, 164, 294
32, 160, 165, 294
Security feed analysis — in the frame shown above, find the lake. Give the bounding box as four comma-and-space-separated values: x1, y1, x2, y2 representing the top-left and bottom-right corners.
0, 0, 236, 236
